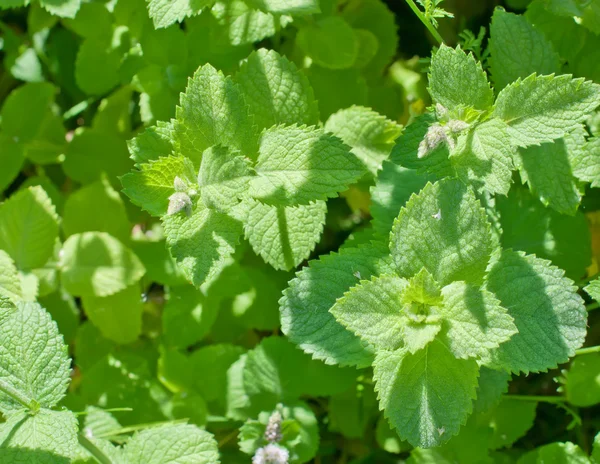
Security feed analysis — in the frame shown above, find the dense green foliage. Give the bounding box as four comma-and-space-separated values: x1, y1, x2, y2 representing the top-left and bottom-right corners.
1, 0, 600, 462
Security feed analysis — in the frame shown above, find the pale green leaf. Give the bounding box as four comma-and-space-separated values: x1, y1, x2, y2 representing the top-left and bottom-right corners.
0, 186, 59, 270
0, 409, 79, 460
174, 64, 257, 164
280, 242, 392, 368
564, 353, 600, 407
146, 0, 210, 28
0, 250, 22, 303
452, 118, 515, 195
374, 341, 479, 448
236, 49, 319, 131
81, 284, 143, 345
325, 106, 402, 176
330, 274, 408, 351
571, 136, 600, 188
241, 198, 326, 271
211, 1, 276, 47
439, 281, 517, 359
163, 203, 242, 286
0, 302, 71, 413
39, 0, 80, 18
585, 277, 600, 302
250, 125, 365, 205
127, 120, 174, 166
246, 0, 318, 15
60, 232, 146, 297
592, 431, 600, 463
489, 8, 560, 91
390, 180, 493, 286
493, 74, 600, 147
122, 423, 220, 464
121, 155, 196, 217
297, 16, 358, 70
483, 250, 587, 374
519, 442, 590, 464
198, 145, 253, 213
429, 44, 493, 111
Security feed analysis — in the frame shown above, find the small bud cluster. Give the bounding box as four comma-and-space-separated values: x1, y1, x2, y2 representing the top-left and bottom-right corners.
253, 408, 289, 464
167, 176, 196, 216
264, 410, 283, 443
418, 104, 470, 159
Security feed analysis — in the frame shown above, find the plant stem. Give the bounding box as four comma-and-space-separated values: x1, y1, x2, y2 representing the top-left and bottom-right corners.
575, 345, 600, 356
78, 433, 114, 464
0, 378, 39, 411
404, 0, 444, 44
504, 394, 565, 404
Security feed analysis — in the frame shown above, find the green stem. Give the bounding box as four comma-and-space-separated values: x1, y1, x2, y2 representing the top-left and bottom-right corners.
576, 345, 600, 356
404, 0, 444, 44
0, 378, 39, 411
78, 433, 114, 464
587, 301, 599, 312
504, 394, 565, 404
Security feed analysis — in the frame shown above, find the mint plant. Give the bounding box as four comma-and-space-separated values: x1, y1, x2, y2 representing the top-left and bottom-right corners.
1, 0, 600, 462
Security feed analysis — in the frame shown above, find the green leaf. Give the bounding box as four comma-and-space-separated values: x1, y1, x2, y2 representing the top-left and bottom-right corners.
81, 284, 142, 345
493, 74, 600, 147
146, 0, 209, 28
564, 353, 600, 407
175, 64, 258, 164
122, 423, 220, 464
544, 0, 600, 35
198, 145, 253, 213
473, 366, 510, 413
373, 340, 479, 448
163, 203, 242, 286
593, 432, 600, 463
0, 409, 79, 460
0, 186, 59, 270
452, 118, 515, 196
429, 44, 493, 111
0, 135, 25, 192
121, 155, 196, 217
235, 49, 319, 131
497, 186, 591, 281
246, 0, 319, 15
127, 121, 174, 166
211, 1, 277, 47
571, 136, 600, 188
485, 398, 537, 450
439, 281, 517, 359
489, 8, 560, 91
390, 180, 493, 286
0, 302, 71, 413
75, 38, 121, 95
330, 274, 409, 351
483, 250, 587, 373
297, 16, 358, 70
519, 441, 590, 464
280, 242, 392, 368
82, 406, 122, 441
60, 232, 146, 297
585, 277, 600, 302
63, 176, 131, 243
250, 125, 365, 206
39, 0, 81, 18
0, 250, 22, 303
241, 198, 326, 271
324, 106, 402, 176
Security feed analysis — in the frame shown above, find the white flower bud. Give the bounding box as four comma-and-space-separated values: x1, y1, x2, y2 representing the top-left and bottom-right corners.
435, 103, 448, 118
173, 176, 188, 192
446, 119, 470, 134
264, 410, 283, 443
252, 444, 290, 464
418, 123, 447, 159
167, 192, 192, 216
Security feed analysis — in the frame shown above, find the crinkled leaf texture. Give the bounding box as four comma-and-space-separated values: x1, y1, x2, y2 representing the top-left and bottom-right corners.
0, 250, 22, 303
146, 0, 210, 28
0, 301, 71, 413
483, 250, 587, 374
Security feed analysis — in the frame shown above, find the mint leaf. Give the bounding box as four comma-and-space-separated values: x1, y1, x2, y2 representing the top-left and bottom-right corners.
236, 49, 319, 131
127, 121, 174, 166
489, 8, 560, 91
81, 284, 142, 345
429, 44, 493, 111
493, 74, 600, 147
585, 277, 600, 302
390, 180, 493, 286
39, 0, 80, 18
242, 198, 326, 271
439, 281, 517, 359
330, 274, 409, 351
198, 145, 253, 213
211, 1, 277, 47
0, 135, 24, 192
484, 250, 587, 373
0, 186, 59, 270
452, 118, 515, 195
60, 232, 146, 297
373, 341, 479, 448
297, 16, 358, 70
0, 250, 22, 303
246, 0, 319, 15
520, 441, 590, 464
324, 106, 403, 176
473, 366, 510, 413
175, 64, 257, 164
571, 136, 600, 188
250, 125, 365, 206
121, 155, 196, 217
0, 301, 70, 413
565, 353, 600, 407
75, 38, 121, 96
281, 242, 392, 368
122, 423, 220, 464
0, 409, 79, 460
147, 0, 209, 28
163, 203, 242, 286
